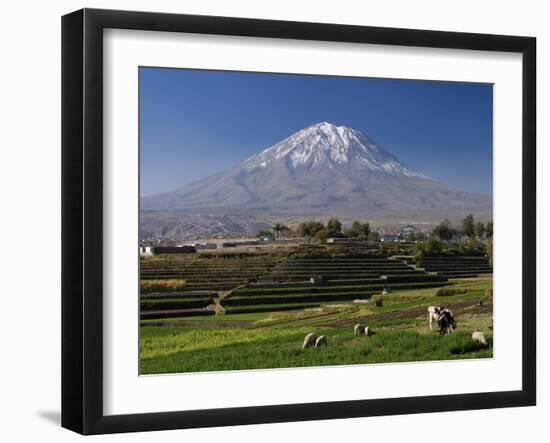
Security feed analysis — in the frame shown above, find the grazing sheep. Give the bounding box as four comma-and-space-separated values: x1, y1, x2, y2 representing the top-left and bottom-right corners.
427, 306, 442, 331
302, 332, 318, 350
472, 331, 487, 346
354, 323, 366, 336
382, 288, 389, 296
364, 326, 373, 337
314, 335, 328, 347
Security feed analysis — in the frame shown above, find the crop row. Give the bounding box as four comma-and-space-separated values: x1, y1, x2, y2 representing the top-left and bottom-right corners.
141, 261, 277, 269
141, 267, 424, 278
140, 271, 428, 282
140, 271, 271, 279
232, 277, 447, 297
422, 269, 492, 275
140, 297, 213, 311
140, 308, 214, 320
272, 265, 411, 272
140, 291, 217, 300
223, 282, 451, 306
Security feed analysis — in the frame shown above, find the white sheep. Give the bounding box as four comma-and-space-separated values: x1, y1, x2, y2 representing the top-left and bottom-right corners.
364, 326, 372, 337
314, 335, 328, 347
302, 332, 318, 350
472, 331, 487, 346
354, 323, 366, 336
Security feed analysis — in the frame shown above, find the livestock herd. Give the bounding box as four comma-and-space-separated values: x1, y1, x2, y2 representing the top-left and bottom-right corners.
301, 305, 488, 350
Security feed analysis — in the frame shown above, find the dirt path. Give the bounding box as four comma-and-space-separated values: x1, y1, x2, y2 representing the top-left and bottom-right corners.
331, 298, 493, 327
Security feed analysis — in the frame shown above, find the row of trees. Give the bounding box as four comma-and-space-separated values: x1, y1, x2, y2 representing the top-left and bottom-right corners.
415, 215, 493, 263
432, 214, 493, 242
258, 218, 378, 242
258, 223, 291, 238
296, 218, 379, 242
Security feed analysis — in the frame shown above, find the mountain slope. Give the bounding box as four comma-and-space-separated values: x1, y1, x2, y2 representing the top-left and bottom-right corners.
141, 122, 491, 219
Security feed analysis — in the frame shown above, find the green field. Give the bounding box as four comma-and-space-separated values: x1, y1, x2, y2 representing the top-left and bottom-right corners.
140, 327, 492, 374
140, 248, 493, 374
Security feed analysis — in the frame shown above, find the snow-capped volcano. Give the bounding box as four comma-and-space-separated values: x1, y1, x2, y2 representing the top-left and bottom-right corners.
243, 122, 426, 178
141, 122, 491, 223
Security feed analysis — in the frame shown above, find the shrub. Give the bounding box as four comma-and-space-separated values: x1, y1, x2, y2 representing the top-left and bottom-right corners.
290, 250, 331, 259
140, 279, 187, 293
436, 287, 469, 297
297, 221, 325, 237
414, 238, 444, 262
458, 237, 486, 256
313, 228, 329, 243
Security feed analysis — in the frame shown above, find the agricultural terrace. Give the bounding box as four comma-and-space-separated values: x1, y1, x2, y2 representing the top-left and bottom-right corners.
139, 241, 493, 373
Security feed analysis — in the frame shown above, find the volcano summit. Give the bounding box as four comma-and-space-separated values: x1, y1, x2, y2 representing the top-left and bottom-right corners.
141, 122, 491, 221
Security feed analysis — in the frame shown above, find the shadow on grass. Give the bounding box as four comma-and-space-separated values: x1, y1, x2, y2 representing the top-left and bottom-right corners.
450, 336, 493, 355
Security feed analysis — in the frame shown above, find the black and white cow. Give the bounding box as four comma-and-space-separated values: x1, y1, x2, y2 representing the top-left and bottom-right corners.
437, 308, 457, 335
428, 306, 457, 334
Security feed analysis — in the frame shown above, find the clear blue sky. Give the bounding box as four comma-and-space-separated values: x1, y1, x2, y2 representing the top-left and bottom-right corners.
140, 67, 493, 197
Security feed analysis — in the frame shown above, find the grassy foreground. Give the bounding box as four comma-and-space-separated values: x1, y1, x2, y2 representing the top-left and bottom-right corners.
140, 327, 492, 374
140, 277, 493, 374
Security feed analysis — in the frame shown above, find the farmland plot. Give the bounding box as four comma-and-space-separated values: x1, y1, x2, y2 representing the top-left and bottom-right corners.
139, 247, 493, 374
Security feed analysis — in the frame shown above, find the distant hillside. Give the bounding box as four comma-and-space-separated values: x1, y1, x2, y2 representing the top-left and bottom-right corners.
140, 122, 492, 240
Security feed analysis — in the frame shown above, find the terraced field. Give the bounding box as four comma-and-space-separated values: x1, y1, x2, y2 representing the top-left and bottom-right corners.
222, 256, 450, 314
139, 244, 493, 374
139, 250, 452, 320
139, 253, 281, 319
140, 276, 493, 374
419, 256, 493, 278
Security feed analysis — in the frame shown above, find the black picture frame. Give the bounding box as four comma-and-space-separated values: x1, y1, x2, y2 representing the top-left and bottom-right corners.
61, 8, 536, 435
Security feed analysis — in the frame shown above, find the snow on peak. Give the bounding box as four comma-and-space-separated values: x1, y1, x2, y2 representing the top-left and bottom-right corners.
243, 122, 429, 179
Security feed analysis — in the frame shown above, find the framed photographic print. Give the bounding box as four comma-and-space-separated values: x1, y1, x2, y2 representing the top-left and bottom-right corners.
61, 8, 536, 435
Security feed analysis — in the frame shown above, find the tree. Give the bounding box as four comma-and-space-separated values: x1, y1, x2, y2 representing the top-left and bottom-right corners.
425, 238, 444, 255
367, 231, 380, 242
344, 227, 360, 238
414, 238, 443, 262
273, 223, 289, 238
474, 222, 486, 239
433, 219, 454, 242
486, 221, 493, 238
297, 221, 325, 237
313, 228, 329, 243
345, 220, 371, 239
352, 220, 371, 238
461, 214, 475, 238
326, 218, 343, 237
258, 229, 272, 237
459, 237, 484, 255
279, 224, 290, 237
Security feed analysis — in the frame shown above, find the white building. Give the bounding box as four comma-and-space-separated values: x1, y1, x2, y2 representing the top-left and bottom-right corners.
139, 246, 153, 256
